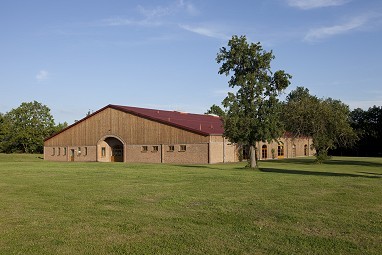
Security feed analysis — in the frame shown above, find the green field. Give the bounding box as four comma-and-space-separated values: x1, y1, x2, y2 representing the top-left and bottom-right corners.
0, 154, 381, 254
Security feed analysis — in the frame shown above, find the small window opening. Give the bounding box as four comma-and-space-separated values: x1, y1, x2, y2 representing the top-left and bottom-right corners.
278, 145, 284, 156
261, 145, 267, 159
152, 146, 159, 152
179, 145, 187, 151
142, 146, 148, 152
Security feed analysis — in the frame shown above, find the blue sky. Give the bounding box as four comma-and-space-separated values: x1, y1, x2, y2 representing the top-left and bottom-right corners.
1, 0, 381, 124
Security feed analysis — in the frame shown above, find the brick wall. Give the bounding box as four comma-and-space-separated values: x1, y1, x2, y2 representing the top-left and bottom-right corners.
162, 144, 208, 164
125, 145, 162, 163
44, 146, 96, 162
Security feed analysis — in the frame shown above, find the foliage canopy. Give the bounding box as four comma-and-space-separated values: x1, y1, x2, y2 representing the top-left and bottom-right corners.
216, 35, 291, 168
283, 87, 358, 162
0, 101, 66, 153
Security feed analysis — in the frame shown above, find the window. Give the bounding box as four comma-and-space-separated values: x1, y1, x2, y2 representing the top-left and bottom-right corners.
101, 147, 106, 157
152, 146, 159, 152
58, 148, 61, 156
142, 146, 148, 152
168, 145, 174, 152
278, 145, 284, 157
304, 144, 308, 156
179, 145, 186, 151
77, 147, 81, 155
52, 148, 55, 156
84, 147, 88, 156
64, 147, 67, 156
261, 145, 267, 159
292, 144, 296, 157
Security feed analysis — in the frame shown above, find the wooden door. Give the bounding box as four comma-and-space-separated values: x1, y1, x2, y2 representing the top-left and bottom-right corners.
70, 149, 75, 161
112, 146, 123, 162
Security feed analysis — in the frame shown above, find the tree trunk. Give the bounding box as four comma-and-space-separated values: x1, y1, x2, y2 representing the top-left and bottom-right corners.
249, 145, 257, 168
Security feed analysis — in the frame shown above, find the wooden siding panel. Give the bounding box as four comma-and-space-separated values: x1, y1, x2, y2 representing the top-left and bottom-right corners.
45, 107, 209, 147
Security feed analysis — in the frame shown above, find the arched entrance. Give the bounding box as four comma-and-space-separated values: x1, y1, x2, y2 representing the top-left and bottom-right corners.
278, 142, 284, 159
97, 136, 125, 162
261, 145, 267, 159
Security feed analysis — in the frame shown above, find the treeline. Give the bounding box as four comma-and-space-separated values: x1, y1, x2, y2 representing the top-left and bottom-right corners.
0, 101, 67, 154
330, 106, 382, 157
207, 87, 382, 160
0, 101, 381, 157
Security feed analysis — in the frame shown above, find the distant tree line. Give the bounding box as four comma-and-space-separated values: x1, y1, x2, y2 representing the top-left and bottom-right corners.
0, 101, 67, 154
330, 106, 382, 157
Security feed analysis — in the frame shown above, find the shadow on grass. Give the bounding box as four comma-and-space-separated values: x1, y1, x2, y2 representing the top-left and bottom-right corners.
265, 158, 316, 165
259, 168, 381, 179
265, 158, 382, 168
323, 160, 382, 168
358, 171, 382, 176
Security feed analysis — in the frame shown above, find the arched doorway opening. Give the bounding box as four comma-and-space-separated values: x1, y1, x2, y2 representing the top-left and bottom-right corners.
278, 142, 284, 159
292, 144, 296, 157
97, 136, 125, 162
261, 145, 267, 159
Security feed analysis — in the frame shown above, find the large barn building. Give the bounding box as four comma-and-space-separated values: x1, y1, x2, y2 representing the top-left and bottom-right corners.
44, 104, 314, 164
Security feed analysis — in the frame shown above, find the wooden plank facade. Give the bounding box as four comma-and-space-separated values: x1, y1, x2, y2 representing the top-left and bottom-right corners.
44, 105, 238, 164
44, 104, 313, 164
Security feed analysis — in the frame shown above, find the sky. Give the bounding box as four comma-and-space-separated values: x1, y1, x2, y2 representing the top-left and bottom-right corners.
1, 0, 382, 124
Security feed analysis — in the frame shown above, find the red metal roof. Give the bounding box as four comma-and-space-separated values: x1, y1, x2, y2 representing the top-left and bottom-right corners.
110, 104, 224, 136
45, 104, 224, 141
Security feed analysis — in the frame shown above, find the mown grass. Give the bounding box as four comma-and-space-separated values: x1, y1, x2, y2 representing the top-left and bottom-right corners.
0, 154, 381, 254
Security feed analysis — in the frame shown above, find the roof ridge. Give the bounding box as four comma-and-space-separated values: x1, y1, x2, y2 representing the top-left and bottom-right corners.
109, 105, 223, 136
45, 104, 224, 141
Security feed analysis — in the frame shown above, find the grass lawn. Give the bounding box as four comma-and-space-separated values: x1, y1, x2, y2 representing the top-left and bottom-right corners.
0, 154, 381, 254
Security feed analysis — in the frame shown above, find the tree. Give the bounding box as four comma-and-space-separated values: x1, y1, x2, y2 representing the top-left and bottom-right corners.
216, 35, 291, 168
0, 113, 5, 152
1, 101, 55, 153
283, 87, 358, 162
205, 104, 226, 117
52, 121, 69, 136
333, 106, 382, 156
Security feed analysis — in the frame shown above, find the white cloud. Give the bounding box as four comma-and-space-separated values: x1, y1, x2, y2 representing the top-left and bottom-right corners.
287, 0, 349, 9
177, 0, 199, 16
137, 5, 172, 19
101, 17, 161, 27
179, 24, 229, 40
36, 70, 49, 82
102, 0, 198, 27
304, 14, 373, 41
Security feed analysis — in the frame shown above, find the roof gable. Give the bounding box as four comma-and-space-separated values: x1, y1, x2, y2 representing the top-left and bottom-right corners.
45, 104, 224, 141
109, 105, 224, 136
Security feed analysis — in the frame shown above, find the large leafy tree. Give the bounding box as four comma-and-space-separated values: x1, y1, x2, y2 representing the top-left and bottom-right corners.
283, 87, 357, 162
333, 106, 382, 156
216, 35, 291, 168
352, 106, 382, 156
1, 101, 56, 153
